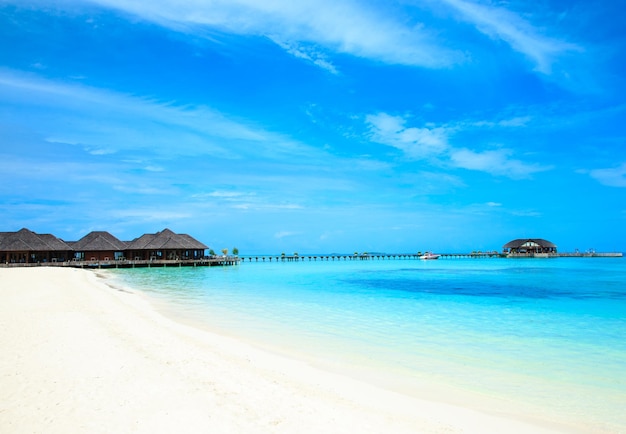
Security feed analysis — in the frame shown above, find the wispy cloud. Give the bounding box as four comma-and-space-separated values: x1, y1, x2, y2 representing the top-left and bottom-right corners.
191, 189, 306, 212
471, 116, 533, 128
275, 231, 301, 239
441, 0, 580, 74
366, 113, 449, 159
83, 0, 463, 69
0, 69, 313, 159
111, 209, 193, 221
449, 148, 550, 179
365, 112, 549, 179
271, 38, 339, 74
587, 164, 626, 187
198, 191, 250, 199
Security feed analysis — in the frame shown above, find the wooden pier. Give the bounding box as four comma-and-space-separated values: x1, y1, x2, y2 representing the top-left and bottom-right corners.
240, 251, 622, 262
241, 252, 506, 262
1, 257, 240, 269
4, 252, 620, 269
555, 252, 623, 258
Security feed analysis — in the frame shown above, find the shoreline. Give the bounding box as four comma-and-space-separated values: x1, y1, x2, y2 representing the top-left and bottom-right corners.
1, 267, 585, 433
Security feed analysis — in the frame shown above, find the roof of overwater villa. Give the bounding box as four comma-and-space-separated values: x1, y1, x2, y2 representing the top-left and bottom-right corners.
125, 228, 208, 250
503, 238, 557, 249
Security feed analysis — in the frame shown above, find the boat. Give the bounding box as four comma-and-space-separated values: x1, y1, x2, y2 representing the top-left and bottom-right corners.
419, 252, 440, 260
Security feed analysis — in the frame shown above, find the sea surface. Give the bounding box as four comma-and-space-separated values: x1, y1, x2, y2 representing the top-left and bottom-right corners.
107, 257, 626, 432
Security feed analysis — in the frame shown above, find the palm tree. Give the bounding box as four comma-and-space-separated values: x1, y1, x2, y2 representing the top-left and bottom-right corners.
222, 248, 228, 256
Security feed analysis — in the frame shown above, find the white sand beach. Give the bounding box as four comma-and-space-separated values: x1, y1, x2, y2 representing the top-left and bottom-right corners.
0, 267, 577, 433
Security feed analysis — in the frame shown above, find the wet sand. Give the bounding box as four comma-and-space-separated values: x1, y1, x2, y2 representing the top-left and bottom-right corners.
0, 267, 572, 433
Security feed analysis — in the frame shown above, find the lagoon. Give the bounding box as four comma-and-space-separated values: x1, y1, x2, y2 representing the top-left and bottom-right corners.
108, 257, 626, 432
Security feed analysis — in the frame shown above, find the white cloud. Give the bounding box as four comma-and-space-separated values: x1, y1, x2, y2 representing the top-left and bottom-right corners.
111, 209, 192, 221
202, 191, 248, 199
0, 69, 315, 159
275, 231, 300, 239
271, 38, 338, 74
365, 112, 549, 179
83, 0, 462, 69
498, 116, 532, 127
449, 148, 550, 179
469, 115, 532, 129
510, 209, 542, 217
113, 185, 170, 195
441, 0, 580, 74
88, 148, 116, 156
588, 164, 626, 187
366, 113, 449, 159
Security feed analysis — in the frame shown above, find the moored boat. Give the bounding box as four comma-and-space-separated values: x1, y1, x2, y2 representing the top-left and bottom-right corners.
419, 252, 440, 260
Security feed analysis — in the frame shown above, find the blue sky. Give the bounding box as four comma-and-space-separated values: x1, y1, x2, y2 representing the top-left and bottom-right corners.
1, 0, 625, 254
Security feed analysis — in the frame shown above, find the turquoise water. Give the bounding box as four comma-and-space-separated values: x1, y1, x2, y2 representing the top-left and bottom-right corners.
107, 258, 626, 431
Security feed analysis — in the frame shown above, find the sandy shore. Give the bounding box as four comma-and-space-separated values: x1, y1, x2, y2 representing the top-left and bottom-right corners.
0, 267, 575, 433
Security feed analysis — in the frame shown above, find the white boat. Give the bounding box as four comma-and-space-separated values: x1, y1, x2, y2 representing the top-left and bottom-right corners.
419, 252, 440, 260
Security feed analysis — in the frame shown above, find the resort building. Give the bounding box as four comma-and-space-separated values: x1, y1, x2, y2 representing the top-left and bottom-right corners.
1, 228, 208, 264
0, 228, 73, 264
502, 239, 557, 257
125, 228, 207, 261
70, 231, 129, 262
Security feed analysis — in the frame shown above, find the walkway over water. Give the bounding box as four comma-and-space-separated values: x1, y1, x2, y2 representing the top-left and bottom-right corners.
241, 252, 622, 262
1, 257, 241, 269
3, 252, 621, 269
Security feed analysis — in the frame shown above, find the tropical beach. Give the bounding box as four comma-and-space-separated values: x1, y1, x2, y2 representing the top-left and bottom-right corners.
0, 268, 569, 433
3, 1, 625, 432
2, 263, 624, 433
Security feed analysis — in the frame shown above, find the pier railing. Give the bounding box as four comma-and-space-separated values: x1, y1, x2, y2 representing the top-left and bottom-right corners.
240, 252, 506, 262
239, 252, 622, 262
3, 252, 621, 269
1, 257, 240, 269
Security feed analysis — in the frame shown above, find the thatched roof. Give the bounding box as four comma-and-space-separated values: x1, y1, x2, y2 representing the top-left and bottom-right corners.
70, 231, 128, 251
1, 228, 207, 253
126, 228, 208, 250
503, 238, 557, 249
0, 228, 72, 252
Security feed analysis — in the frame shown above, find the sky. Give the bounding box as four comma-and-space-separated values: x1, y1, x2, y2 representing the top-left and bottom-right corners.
1, 0, 625, 254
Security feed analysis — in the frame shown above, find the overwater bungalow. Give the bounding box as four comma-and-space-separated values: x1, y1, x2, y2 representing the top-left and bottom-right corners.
125, 228, 208, 261
503, 238, 557, 257
0, 228, 73, 264
69, 231, 129, 262
1, 228, 209, 264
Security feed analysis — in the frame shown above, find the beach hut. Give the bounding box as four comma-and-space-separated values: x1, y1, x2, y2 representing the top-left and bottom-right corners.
125, 228, 208, 261
0, 228, 73, 263
502, 239, 557, 257
69, 231, 129, 262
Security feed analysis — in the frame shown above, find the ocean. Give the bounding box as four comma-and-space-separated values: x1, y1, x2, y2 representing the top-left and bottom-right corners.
107, 257, 626, 432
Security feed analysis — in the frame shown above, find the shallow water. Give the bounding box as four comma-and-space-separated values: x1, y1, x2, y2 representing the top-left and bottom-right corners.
108, 257, 626, 432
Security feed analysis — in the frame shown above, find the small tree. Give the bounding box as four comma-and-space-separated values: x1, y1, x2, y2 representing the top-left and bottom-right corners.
222, 248, 228, 256
209, 249, 216, 256
232, 247, 239, 256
